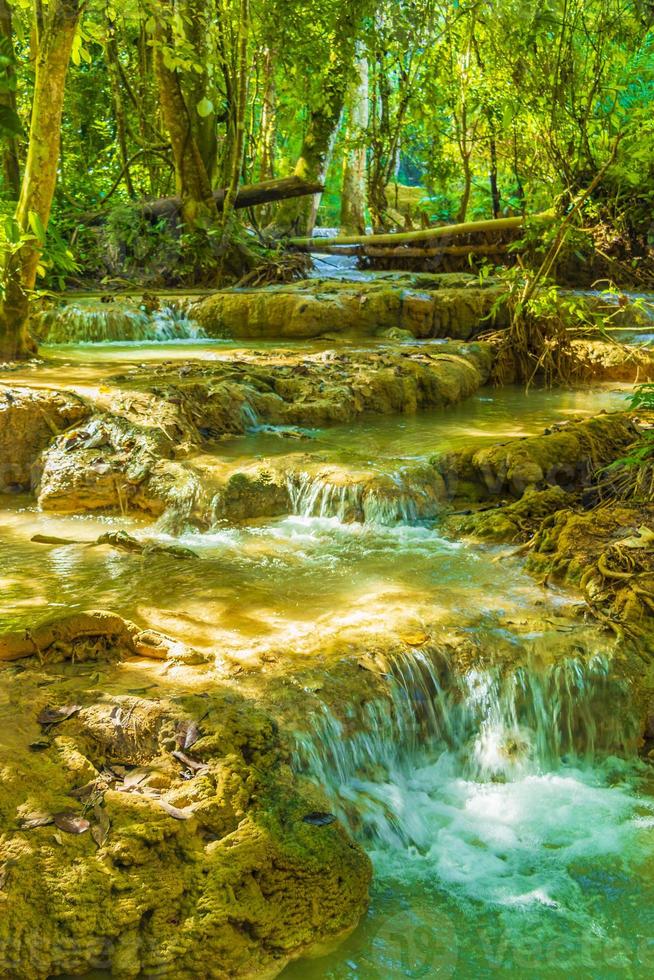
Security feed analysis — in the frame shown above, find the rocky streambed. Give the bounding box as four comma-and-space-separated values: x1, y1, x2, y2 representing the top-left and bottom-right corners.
2, 281, 654, 977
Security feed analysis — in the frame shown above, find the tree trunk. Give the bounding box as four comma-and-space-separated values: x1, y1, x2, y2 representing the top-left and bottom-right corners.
489, 128, 500, 219
340, 55, 368, 235
513, 126, 525, 215
258, 46, 276, 182
0, 0, 20, 197
271, 3, 366, 237
182, 0, 218, 186
220, 0, 249, 237
456, 153, 472, 224
141, 175, 324, 223
271, 81, 343, 237
0, 0, 82, 361
104, 10, 135, 199
289, 211, 554, 249
152, 1, 216, 229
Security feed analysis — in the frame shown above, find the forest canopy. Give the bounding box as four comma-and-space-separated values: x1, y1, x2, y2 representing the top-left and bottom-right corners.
0, 0, 652, 356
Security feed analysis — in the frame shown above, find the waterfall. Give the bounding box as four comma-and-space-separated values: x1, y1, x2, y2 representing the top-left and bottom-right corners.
286, 472, 441, 525
34, 301, 206, 344
294, 647, 639, 849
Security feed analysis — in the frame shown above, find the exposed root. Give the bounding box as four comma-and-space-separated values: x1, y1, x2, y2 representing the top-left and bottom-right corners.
234, 250, 312, 287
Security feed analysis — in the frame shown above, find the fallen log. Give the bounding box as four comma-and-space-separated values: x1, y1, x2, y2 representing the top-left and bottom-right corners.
30, 530, 197, 560
309, 242, 512, 257
142, 175, 324, 222
289, 211, 555, 250
0, 609, 197, 663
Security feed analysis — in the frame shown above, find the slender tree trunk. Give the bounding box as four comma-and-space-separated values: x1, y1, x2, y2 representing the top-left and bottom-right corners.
0, 0, 82, 360
220, 0, 249, 236
0, 0, 20, 197
340, 55, 368, 235
488, 126, 500, 219
152, 1, 215, 228
457, 153, 472, 223
182, 0, 218, 186
104, 9, 134, 198
258, 46, 276, 181
512, 126, 525, 215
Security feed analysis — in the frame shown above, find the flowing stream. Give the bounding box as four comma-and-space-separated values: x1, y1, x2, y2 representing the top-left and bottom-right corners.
2, 330, 654, 978
285, 650, 654, 978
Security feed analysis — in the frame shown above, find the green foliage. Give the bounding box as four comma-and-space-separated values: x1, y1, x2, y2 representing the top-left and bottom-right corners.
0, 36, 20, 139
0, 0, 653, 287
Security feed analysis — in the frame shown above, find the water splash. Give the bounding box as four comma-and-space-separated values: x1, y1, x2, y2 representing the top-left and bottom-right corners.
294, 648, 639, 850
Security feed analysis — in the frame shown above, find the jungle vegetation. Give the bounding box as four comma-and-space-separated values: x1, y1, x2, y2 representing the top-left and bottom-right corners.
0, 0, 652, 359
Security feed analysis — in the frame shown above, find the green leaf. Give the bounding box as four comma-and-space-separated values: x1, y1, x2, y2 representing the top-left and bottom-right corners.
197, 97, 214, 118
3, 217, 20, 244
28, 211, 46, 243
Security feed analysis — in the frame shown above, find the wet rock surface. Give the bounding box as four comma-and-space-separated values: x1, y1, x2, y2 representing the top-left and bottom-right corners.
2, 300, 654, 977
437, 412, 641, 501
441, 412, 654, 632
29, 342, 491, 522
0, 615, 372, 979
0, 387, 90, 492
191, 274, 507, 341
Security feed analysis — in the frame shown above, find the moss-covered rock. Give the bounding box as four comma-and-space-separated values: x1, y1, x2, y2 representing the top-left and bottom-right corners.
29, 343, 491, 523
436, 412, 640, 502
0, 619, 372, 979
192, 279, 507, 341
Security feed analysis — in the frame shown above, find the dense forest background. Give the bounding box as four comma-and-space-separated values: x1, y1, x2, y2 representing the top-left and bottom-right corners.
0, 0, 653, 356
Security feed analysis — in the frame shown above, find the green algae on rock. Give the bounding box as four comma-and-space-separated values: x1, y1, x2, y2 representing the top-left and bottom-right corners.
25, 343, 491, 523
0, 616, 371, 979
436, 412, 641, 502
191, 276, 508, 341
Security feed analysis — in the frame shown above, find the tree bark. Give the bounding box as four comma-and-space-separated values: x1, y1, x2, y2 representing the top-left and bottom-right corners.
303, 242, 512, 257
489, 127, 500, 219
152, 1, 216, 228
456, 151, 472, 224
182, 0, 218, 185
104, 9, 134, 198
258, 46, 276, 182
0, 0, 82, 361
220, 0, 249, 237
0, 0, 20, 197
340, 55, 368, 235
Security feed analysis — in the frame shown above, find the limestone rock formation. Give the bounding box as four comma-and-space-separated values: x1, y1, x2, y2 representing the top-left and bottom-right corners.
0, 387, 89, 491
191, 275, 507, 341
0, 613, 372, 979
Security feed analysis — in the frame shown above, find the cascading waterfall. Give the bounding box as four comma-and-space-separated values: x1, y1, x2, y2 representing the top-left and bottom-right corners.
294, 647, 640, 850
286, 472, 439, 525
286, 645, 654, 978
34, 301, 206, 344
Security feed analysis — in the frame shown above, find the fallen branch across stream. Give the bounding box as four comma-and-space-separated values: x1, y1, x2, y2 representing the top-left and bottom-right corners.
288, 211, 555, 251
